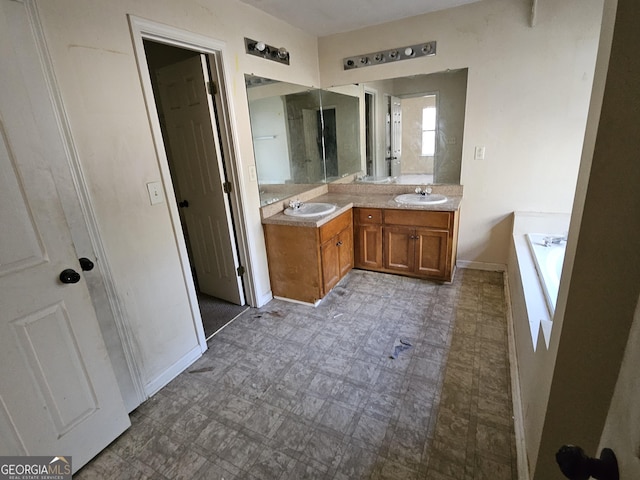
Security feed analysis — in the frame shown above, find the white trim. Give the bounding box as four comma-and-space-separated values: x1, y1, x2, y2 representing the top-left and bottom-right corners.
456, 260, 506, 272
127, 16, 209, 354
257, 290, 274, 308
24, 0, 146, 408
504, 271, 531, 480
274, 296, 322, 307
144, 345, 203, 397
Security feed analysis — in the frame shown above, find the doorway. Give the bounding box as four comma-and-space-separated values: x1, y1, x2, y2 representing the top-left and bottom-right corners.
143, 40, 247, 339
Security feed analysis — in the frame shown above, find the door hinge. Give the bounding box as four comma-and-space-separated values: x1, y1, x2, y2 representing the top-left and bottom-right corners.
237, 265, 245, 276
207, 81, 217, 95
223, 181, 232, 194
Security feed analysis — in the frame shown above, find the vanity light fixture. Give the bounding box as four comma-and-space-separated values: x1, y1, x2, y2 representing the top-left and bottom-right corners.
245, 37, 290, 65
343, 41, 436, 70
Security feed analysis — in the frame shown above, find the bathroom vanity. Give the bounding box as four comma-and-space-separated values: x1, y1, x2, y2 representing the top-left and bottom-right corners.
263, 209, 353, 304
262, 187, 461, 304
355, 208, 458, 281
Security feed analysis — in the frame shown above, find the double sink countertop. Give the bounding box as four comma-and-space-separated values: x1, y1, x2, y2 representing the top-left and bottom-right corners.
261, 183, 463, 228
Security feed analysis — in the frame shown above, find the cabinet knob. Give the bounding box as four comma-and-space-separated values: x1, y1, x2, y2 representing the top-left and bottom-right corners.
336, 240, 343, 246
368, 215, 373, 219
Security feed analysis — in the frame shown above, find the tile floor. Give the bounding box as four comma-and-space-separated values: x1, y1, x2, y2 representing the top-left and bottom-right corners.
76, 268, 516, 479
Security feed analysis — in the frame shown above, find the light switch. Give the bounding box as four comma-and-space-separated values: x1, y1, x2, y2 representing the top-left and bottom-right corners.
249, 165, 257, 182
474, 146, 486, 161
146, 181, 165, 205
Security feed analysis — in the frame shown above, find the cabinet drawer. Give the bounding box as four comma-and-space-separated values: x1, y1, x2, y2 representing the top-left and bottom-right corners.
384, 209, 451, 230
319, 210, 352, 244
355, 208, 382, 225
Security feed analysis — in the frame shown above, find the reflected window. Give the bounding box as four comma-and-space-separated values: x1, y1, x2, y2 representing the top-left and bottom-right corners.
421, 105, 436, 156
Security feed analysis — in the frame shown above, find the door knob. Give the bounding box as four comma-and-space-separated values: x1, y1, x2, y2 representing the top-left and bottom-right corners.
59, 269, 81, 284
79, 257, 94, 271
556, 445, 619, 480
179, 200, 189, 208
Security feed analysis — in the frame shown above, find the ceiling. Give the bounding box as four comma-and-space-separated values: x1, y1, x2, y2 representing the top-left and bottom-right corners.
238, 0, 484, 37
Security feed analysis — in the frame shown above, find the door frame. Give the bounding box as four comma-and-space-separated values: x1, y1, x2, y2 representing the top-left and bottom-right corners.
23, 0, 146, 411
127, 19, 257, 325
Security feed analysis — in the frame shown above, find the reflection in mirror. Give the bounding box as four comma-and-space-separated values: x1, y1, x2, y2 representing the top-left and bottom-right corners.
245, 76, 321, 205
320, 86, 362, 182
357, 68, 467, 185
246, 75, 363, 206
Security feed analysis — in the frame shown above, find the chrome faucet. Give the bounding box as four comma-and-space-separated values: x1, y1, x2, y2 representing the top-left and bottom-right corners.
415, 185, 432, 196
289, 199, 302, 210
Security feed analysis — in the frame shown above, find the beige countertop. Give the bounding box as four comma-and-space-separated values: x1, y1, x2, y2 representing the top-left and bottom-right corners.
261, 192, 463, 228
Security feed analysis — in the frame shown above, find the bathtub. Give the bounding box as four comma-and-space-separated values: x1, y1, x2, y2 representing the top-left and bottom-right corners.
525, 233, 566, 315
508, 212, 570, 350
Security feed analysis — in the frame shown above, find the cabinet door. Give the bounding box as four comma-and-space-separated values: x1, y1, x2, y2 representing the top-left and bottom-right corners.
415, 228, 449, 278
338, 226, 354, 277
355, 224, 382, 269
321, 237, 341, 295
383, 225, 414, 273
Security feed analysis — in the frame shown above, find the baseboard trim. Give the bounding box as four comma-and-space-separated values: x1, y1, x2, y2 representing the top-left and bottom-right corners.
256, 290, 274, 308
144, 345, 202, 397
274, 295, 321, 307
503, 271, 531, 480
457, 260, 507, 272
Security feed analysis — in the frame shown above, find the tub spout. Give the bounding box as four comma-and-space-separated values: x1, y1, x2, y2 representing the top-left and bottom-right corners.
543, 235, 567, 247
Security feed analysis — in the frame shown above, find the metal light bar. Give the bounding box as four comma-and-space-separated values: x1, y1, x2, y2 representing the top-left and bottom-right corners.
245, 37, 290, 65
343, 41, 436, 70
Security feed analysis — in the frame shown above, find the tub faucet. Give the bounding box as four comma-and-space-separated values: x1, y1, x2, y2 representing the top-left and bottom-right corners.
543, 235, 567, 247
289, 199, 302, 210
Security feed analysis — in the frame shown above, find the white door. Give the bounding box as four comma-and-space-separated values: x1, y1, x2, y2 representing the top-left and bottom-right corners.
156, 55, 244, 305
0, 0, 129, 471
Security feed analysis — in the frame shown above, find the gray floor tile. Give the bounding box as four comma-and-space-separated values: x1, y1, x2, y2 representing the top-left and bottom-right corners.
76, 269, 516, 479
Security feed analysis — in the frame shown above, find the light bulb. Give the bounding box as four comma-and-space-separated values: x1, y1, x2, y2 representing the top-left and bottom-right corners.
277, 47, 288, 59
404, 47, 414, 56
255, 41, 266, 52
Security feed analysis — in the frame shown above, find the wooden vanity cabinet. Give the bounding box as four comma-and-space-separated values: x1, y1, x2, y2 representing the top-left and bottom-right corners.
263, 210, 353, 304
354, 207, 459, 282
383, 209, 457, 281
321, 224, 353, 294
354, 208, 383, 270
384, 225, 450, 278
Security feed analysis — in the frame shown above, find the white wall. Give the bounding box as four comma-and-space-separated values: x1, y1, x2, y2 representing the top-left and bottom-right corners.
318, 0, 603, 266
35, 0, 320, 394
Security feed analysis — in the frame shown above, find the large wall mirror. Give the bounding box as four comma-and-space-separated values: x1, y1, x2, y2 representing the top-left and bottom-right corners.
245, 69, 467, 206
358, 68, 468, 185
245, 75, 361, 205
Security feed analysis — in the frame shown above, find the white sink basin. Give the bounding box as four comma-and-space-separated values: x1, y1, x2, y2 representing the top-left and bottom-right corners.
394, 193, 448, 205
284, 202, 337, 217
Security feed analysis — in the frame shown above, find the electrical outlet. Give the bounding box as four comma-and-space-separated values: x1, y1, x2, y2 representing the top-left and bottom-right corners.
474, 146, 486, 161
